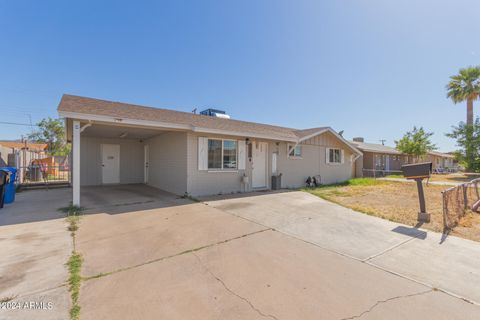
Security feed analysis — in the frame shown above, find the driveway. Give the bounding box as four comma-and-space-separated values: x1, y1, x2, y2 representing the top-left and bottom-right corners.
2, 186, 479, 320
77, 188, 479, 319
0, 188, 72, 320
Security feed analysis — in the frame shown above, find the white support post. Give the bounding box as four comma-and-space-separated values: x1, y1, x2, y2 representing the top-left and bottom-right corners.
72, 120, 81, 206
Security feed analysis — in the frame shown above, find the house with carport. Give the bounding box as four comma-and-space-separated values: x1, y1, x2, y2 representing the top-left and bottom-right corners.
58, 94, 362, 206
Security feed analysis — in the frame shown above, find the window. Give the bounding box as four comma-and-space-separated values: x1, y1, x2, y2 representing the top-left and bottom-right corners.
223, 140, 237, 169
288, 145, 302, 157
208, 139, 222, 169
329, 148, 342, 163
208, 139, 237, 169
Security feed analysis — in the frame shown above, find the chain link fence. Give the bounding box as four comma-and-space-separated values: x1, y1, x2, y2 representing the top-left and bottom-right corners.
442, 178, 480, 230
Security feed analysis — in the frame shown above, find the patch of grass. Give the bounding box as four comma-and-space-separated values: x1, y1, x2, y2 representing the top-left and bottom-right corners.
58, 203, 85, 216
67, 252, 82, 320
304, 178, 385, 190
344, 178, 386, 186
67, 215, 80, 233
385, 174, 404, 179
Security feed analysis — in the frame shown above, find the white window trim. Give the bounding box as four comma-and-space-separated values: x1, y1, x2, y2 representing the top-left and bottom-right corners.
207, 138, 239, 170
287, 144, 303, 159
327, 148, 343, 165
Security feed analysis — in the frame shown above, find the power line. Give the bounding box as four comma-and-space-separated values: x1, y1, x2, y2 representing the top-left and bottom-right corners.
0, 121, 39, 127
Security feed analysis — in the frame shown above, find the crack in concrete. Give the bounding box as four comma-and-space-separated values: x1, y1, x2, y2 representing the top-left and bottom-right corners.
84, 228, 272, 281
339, 289, 433, 320
192, 252, 279, 320
362, 231, 425, 262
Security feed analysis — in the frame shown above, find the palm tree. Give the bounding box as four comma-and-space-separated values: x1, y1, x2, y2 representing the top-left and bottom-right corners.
447, 66, 480, 126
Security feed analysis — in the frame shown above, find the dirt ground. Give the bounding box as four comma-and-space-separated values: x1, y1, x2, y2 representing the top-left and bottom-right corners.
307, 180, 480, 242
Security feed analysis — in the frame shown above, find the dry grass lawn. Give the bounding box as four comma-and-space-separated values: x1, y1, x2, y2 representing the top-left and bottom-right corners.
428, 173, 474, 184
306, 179, 480, 242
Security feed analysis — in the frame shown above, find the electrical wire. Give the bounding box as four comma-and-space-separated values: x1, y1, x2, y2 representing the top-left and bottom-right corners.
0, 121, 39, 127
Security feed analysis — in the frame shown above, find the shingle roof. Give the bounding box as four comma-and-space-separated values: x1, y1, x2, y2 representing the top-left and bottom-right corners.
428, 151, 455, 158
0, 141, 48, 151
349, 141, 401, 155
58, 94, 329, 142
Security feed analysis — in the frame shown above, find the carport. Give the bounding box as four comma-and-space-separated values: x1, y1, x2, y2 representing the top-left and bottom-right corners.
66, 119, 183, 206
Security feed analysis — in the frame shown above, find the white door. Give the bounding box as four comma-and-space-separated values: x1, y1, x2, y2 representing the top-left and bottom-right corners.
385, 155, 390, 172
144, 144, 149, 184
101, 144, 120, 184
252, 141, 267, 188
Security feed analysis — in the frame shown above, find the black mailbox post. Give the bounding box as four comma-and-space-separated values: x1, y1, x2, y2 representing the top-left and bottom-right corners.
401, 162, 432, 222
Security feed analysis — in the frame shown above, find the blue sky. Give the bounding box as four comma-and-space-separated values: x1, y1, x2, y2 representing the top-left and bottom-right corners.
1, 0, 479, 151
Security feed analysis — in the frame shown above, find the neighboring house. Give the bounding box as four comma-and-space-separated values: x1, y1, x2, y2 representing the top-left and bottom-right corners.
351, 137, 457, 177
0, 141, 48, 167
421, 151, 456, 171
350, 138, 406, 177
57, 94, 362, 206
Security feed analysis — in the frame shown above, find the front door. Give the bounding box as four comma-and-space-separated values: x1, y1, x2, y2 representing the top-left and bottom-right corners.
144, 144, 149, 184
101, 144, 120, 184
252, 141, 267, 188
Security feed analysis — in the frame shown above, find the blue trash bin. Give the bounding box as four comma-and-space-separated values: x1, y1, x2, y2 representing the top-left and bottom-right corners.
2, 167, 17, 204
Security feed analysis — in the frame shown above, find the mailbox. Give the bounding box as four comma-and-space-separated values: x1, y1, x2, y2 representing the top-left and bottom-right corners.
401, 162, 432, 180
400, 162, 432, 223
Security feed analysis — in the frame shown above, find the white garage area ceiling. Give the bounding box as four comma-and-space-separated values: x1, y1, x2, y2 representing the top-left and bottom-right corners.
81, 123, 167, 140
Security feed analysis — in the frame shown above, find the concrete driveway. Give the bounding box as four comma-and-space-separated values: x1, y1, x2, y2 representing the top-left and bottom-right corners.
2, 186, 479, 320
0, 188, 72, 320
76, 188, 479, 319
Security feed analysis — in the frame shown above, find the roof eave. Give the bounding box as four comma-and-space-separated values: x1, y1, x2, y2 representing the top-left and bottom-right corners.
58, 110, 298, 142
298, 128, 363, 156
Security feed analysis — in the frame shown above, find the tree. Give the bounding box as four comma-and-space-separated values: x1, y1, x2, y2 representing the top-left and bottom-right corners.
395, 126, 436, 162
446, 119, 480, 172
446, 66, 480, 126
28, 117, 70, 155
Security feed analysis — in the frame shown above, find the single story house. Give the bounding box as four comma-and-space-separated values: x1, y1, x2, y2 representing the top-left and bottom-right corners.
350, 138, 406, 177
419, 151, 456, 172
351, 137, 457, 177
58, 94, 362, 206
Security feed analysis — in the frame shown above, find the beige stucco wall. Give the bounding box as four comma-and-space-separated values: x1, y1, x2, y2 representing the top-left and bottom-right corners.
80, 136, 144, 186
186, 132, 249, 196
275, 131, 355, 188
79, 128, 357, 196
146, 132, 188, 195
355, 155, 364, 178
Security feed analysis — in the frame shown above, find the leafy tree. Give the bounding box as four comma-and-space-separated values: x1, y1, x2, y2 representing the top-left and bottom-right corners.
446, 119, 480, 172
446, 66, 480, 126
395, 126, 436, 161
28, 117, 70, 155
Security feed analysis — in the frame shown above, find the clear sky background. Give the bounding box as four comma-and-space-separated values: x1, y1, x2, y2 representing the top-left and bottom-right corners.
1, 0, 479, 151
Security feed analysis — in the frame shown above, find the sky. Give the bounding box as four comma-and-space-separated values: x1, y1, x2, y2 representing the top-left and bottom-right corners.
1, 0, 479, 152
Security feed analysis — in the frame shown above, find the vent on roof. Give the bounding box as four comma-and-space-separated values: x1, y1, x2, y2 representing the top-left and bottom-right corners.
353, 137, 364, 142
199, 108, 230, 119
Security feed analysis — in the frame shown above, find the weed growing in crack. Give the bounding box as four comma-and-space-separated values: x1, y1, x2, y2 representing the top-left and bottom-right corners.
67, 252, 83, 320
61, 203, 85, 320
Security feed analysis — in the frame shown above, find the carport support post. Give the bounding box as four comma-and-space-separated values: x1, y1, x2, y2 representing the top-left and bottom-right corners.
72, 120, 80, 206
